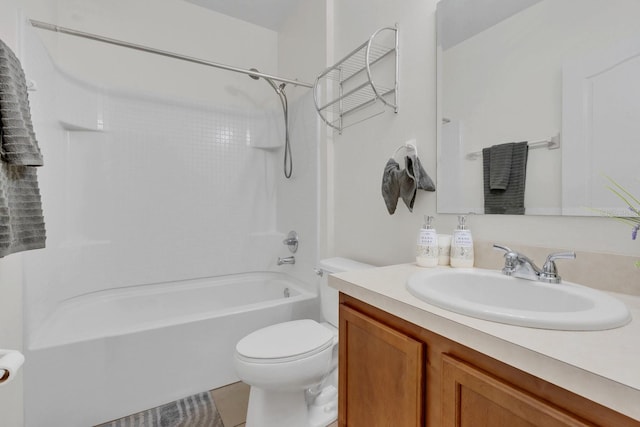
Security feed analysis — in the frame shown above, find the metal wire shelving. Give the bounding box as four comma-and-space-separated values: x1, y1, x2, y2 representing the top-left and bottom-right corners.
314, 25, 399, 133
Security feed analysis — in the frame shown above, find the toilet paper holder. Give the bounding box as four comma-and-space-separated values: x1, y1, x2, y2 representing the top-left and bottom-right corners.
0, 349, 25, 386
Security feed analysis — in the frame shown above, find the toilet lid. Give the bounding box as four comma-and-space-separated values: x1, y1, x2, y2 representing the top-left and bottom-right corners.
236, 319, 334, 361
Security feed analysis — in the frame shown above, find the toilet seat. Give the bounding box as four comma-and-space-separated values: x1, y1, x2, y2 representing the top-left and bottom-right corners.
236, 319, 335, 364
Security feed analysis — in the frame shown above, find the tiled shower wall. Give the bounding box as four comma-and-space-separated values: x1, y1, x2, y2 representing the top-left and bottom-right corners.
22, 26, 317, 345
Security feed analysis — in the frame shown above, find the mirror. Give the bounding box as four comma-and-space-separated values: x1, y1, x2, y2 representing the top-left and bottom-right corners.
436, 0, 640, 216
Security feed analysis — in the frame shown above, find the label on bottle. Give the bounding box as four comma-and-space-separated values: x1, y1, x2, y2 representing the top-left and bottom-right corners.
453, 230, 473, 247
417, 228, 437, 246
450, 230, 474, 267
416, 229, 438, 267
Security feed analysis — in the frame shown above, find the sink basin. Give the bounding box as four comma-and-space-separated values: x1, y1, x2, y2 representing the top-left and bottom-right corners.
406, 269, 631, 330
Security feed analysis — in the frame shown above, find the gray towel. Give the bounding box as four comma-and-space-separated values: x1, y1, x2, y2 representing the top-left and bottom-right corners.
399, 167, 417, 212
483, 141, 528, 215
0, 39, 45, 256
411, 155, 436, 192
381, 158, 401, 214
488, 142, 513, 190
399, 153, 436, 212
0, 41, 42, 166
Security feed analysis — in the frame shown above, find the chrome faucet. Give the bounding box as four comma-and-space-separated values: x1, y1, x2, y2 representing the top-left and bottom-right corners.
493, 244, 575, 284
277, 256, 296, 265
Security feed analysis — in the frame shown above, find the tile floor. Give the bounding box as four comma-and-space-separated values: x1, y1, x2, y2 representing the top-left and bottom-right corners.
210, 382, 250, 427
212, 382, 338, 427
105, 381, 338, 427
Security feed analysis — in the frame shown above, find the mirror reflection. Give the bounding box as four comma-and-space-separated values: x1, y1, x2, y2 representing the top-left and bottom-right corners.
436, 0, 640, 216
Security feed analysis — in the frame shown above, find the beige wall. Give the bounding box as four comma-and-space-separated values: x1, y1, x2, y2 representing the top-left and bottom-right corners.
328, 0, 640, 278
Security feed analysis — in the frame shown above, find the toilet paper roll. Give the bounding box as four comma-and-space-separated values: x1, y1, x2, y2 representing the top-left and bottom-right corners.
0, 349, 25, 386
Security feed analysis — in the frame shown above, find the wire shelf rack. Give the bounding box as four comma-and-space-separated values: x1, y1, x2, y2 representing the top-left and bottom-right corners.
314, 25, 399, 133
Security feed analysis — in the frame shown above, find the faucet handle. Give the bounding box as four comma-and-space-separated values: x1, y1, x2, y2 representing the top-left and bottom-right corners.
493, 244, 519, 275
545, 251, 576, 263
282, 230, 298, 253
493, 244, 513, 254
540, 252, 576, 283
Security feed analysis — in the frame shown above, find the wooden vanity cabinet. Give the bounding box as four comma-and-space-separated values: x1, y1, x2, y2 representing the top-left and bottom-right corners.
441, 354, 592, 427
338, 293, 640, 427
339, 304, 425, 426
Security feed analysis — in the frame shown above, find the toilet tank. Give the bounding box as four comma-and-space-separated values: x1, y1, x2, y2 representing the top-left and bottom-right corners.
318, 257, 374, 326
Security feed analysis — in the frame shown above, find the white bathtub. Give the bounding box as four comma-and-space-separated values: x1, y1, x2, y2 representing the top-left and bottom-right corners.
24, 272, 317, 427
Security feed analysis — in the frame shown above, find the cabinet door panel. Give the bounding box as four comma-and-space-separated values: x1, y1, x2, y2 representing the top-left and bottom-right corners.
339, 305, 424, 427
442, 354, 593, 427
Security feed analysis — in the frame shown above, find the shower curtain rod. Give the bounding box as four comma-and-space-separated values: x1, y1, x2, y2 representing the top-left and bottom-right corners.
29, 19, 314, 89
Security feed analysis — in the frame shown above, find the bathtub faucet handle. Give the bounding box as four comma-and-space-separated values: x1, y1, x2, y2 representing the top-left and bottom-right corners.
282, 231, 298, 253
277, 256, 296, 266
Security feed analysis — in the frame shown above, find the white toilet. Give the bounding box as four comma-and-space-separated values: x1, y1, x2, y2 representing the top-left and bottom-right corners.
233, 257, 373, 427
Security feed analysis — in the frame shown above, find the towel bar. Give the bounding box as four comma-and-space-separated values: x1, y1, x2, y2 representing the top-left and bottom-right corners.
465, 134, 560, 160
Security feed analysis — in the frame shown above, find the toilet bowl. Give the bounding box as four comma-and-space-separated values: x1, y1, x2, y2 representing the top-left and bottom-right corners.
233, 257, 373, 427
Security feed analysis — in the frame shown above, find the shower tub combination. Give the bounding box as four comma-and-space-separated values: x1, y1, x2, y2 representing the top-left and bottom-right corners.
24, 272, 316, 427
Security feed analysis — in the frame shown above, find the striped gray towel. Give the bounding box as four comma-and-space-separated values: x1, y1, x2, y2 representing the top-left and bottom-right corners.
0, 39, 45, 256
0, 40, 42, 166
97, 391, 224, 427
483, 142, 528, 215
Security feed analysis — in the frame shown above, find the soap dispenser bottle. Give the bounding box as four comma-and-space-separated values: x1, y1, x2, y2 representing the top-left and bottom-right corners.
416, 215, 439, 267
450, 215, 474, 268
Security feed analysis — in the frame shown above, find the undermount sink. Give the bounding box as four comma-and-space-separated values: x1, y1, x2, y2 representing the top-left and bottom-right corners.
406, 269, 631, 330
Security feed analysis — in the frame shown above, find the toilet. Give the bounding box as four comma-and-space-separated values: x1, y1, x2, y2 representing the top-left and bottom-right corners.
233, 257, 373, 427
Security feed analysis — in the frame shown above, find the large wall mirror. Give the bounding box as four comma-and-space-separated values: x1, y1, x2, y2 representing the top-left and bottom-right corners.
436, 0, 640, 216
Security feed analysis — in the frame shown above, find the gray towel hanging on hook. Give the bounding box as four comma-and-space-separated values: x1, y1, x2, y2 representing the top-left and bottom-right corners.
381, 158, 401, 214
381, 143, 435, 214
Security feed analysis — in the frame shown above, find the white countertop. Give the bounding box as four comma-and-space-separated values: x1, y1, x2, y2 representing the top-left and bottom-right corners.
330, 263, 640, 421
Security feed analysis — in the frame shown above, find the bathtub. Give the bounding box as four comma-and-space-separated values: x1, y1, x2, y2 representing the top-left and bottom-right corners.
24, 272, 317, 427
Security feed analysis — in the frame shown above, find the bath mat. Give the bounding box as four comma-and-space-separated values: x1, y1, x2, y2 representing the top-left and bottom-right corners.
97, 391, 223, 427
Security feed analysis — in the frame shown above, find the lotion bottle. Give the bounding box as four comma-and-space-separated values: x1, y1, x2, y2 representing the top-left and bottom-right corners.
416, 215, 439, 267
450, 215, 474, 268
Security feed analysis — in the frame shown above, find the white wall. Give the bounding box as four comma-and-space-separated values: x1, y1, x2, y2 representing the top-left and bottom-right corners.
276, 0, 326, 291
24, 0, 279, 107
329, 0, 438, 266
328, 0, 640, 268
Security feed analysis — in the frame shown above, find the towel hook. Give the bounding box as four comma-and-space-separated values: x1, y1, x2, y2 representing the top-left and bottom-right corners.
392, 142, 418, 161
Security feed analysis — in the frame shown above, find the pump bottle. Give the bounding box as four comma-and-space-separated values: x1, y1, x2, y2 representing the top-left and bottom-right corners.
416, 216, 439, 267
450, 215, 474, 268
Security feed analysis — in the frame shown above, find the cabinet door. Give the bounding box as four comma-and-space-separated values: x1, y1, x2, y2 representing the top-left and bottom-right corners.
442, 354, 593, 427
339, 304, 424, 427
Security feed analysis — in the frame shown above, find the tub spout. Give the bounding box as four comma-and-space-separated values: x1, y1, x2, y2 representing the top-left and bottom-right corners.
277, 256, 295, 265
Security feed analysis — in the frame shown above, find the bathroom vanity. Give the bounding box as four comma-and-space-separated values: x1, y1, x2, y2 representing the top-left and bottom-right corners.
331, 264, 640, 426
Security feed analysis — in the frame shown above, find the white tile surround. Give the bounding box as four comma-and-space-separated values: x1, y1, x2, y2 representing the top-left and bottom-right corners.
19, 23, 320, 427
22, 25, 321, 343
